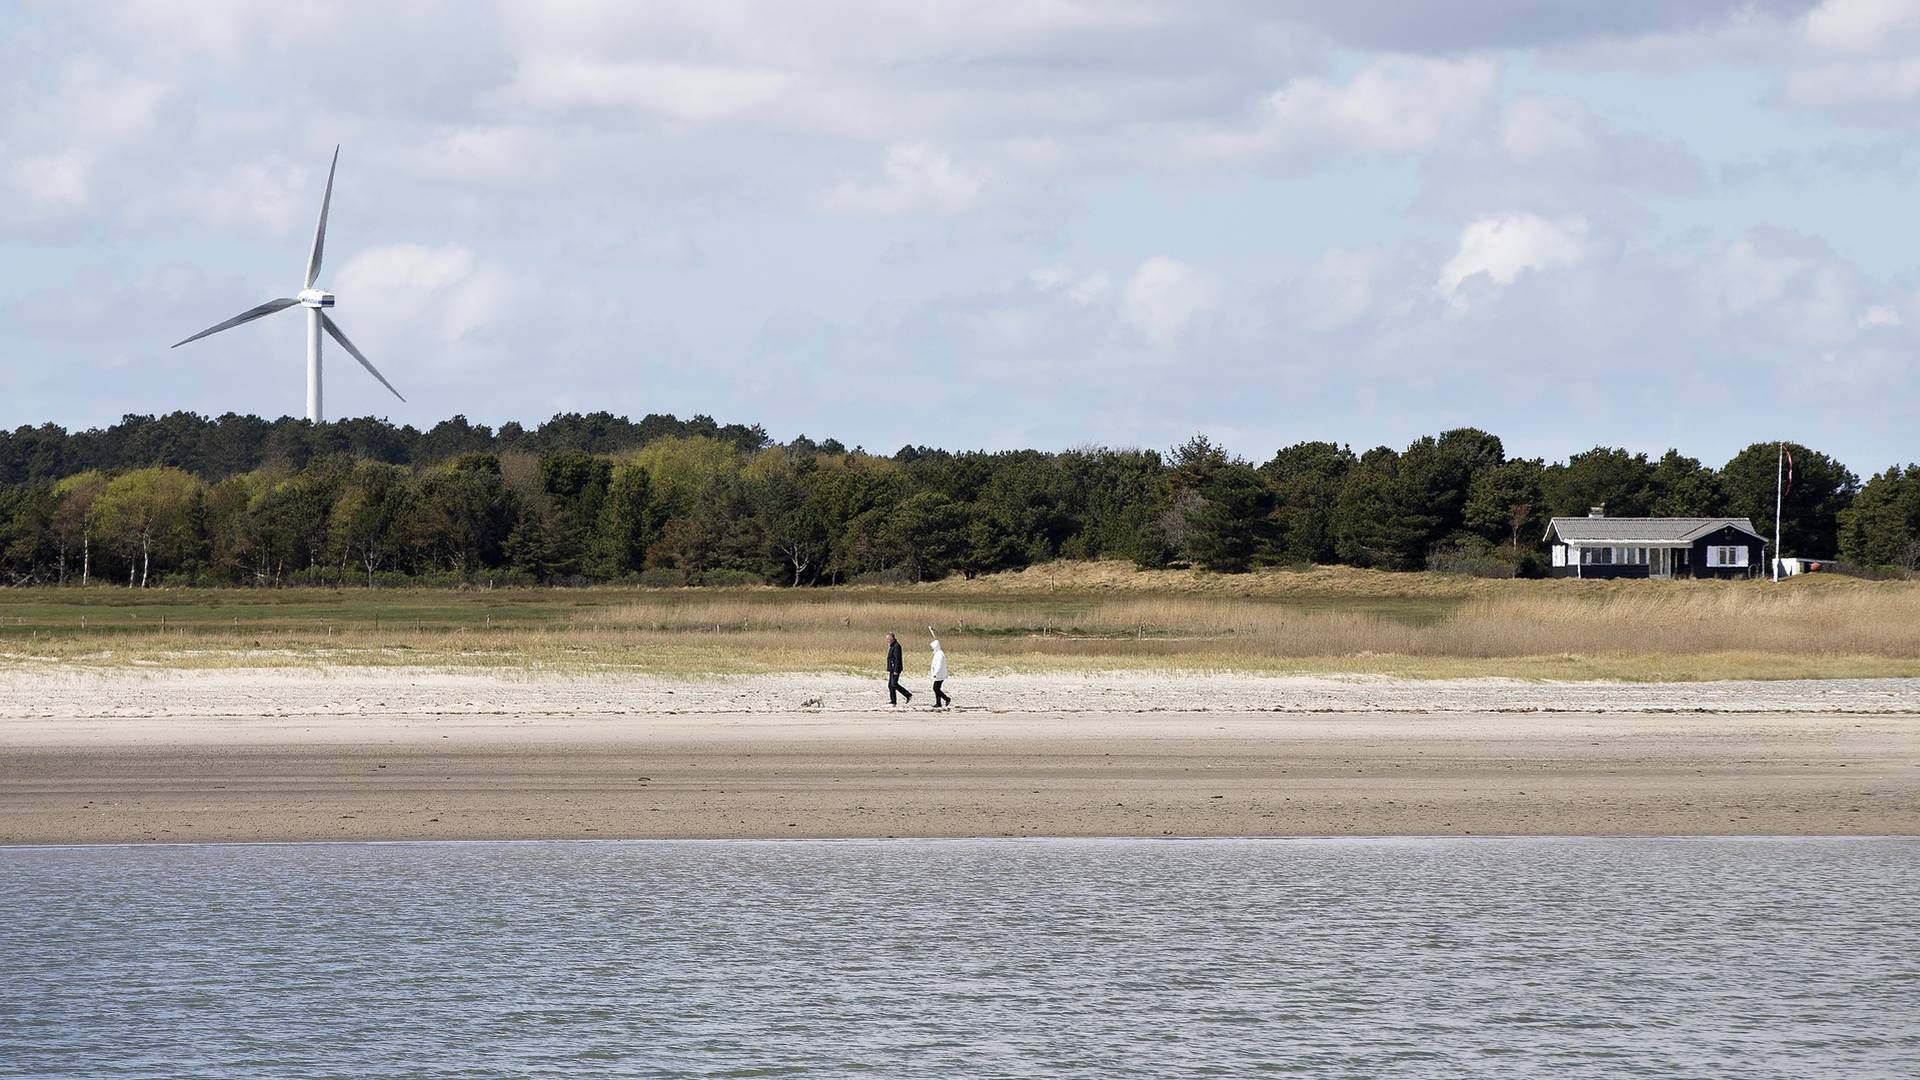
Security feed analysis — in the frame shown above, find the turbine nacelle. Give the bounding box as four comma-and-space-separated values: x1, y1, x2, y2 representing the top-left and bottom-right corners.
297, 288, 336, 309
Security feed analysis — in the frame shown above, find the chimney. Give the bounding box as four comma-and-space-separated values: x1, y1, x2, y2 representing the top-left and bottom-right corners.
1588, 504, 1606, 518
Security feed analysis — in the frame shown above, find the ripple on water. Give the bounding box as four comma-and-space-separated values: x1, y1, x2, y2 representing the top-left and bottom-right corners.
0, 837, 1916, 1079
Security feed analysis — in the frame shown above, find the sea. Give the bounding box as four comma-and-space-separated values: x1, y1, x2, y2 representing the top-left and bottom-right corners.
1, 837, 1914, 1078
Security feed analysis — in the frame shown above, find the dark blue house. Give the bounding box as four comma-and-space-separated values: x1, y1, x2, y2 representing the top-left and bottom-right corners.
1545, 507, 1767, 580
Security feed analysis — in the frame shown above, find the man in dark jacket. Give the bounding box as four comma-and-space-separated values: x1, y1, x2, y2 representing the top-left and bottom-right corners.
886, 632, 913, 706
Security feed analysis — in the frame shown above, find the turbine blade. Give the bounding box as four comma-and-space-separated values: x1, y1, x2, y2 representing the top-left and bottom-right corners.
305, 145, 339, 288
171, 298, 300, 348
320, 313, 405, 403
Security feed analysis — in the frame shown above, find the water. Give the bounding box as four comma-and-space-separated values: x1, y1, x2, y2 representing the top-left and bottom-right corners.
1, 838, 1915, 1078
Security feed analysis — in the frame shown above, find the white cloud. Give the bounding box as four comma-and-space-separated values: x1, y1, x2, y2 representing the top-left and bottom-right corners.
1697, 232, 1858, 347
155, 158, 313, 236
1804, 0, 1920, 52
1121, 256, 1221, 344
1031, 265, 1112, 305
1858, 303, 1904, 327
1784, 1, 1920, 105
0, 152, 91, 225
407, 126, 577, 188
501, 56, 792, 122
1498, 98, 1604, 165
333, 244, 524, 367
1171, 55, 1497, 166
1291, 247, 1397, 331
1784, 57, 1920, 104
1272, 56, 1499, 154
821, 143, 989, 216
1437, 214, 1592, 298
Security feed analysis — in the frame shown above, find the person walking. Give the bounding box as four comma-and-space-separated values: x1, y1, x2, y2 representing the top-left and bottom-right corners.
928, 626, 951, 708
886, 632, 913, 706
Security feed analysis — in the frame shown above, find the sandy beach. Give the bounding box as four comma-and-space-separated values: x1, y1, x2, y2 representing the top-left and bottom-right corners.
3, 669, 1916, 843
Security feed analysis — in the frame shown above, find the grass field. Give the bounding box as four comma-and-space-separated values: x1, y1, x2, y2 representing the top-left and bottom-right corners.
3, 561, 1918, 681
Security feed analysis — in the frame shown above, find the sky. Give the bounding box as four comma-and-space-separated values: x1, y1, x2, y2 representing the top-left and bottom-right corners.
2, 0, 1916, 473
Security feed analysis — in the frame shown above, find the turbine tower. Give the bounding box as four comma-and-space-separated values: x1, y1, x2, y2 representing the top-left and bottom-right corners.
172, 146, 404, 423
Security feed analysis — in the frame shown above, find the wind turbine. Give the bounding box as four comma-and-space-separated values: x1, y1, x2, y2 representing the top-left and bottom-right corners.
172, 146, 404, 423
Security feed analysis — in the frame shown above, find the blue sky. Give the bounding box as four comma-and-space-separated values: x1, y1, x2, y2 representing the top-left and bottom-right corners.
2, 0, 1915, 472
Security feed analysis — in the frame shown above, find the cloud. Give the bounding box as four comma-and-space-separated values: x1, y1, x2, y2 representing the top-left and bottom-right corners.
1781, 0, 1920, 105
6, 0, 1920, 471
1121, 257, 1222, 344
1273, 56, 1499, 154
1696, 230, 1859, 346
1030, 265, 1113, 305
1437, 214, 1593, 299
1415, 96, 1709, 217
1289, 248, 1401, 331
0, 152, 91, 227
1858, 303, 1903, 327
820, 143, 990, 216
333, 244, 524, 367
500, 56, 792, 122
1783, 57, 1920, 103
1175, 55, 1498, 166
1271, 0, 1816, 54
1803, 0, 1920, 51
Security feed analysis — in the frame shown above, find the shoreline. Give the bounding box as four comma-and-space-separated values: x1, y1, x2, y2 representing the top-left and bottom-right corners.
3, 668, 1916, 844
6, 668, 1920, 717
6, 834, 1912, 850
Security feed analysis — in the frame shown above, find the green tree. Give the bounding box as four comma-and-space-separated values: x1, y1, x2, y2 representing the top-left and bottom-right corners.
884, 491, 967, 581
409, 456, 517, 578
1160, 435, 1278, 571
1836, 466, 1919, 568
51, 470, 108, 584
1541, 447, 1654, 519
1058, 448, 1167, 567
1646, 450, 1723, 516
247, 463, 347, 584
586, 462, 659, 579
1333, 448, 1429, 569
504, 502, 572, 582
329, 461, 410, 585
0, 483, 57, 584
646, 475, 770, 580
89, 467, 203, 587
1464, 458, 1546, 548
1185, 461, 1278, 572
1721, 442, 1857, 558
1259, 441, 1355, 564
1396, 428, 1505, 552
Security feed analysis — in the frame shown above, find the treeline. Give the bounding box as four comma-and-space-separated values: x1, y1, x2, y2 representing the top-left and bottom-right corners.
0, 411, 774, 486
0, 413, 1915, 587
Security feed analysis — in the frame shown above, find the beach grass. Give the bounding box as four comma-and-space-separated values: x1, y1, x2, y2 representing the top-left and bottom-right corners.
2, 561, 1918, 680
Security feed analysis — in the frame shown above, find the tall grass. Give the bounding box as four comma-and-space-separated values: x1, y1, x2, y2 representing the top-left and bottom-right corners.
4, 567, 1919, 680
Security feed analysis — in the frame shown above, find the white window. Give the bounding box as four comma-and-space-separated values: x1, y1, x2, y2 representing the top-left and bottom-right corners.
1583, 547, 1612, 565
1706, 545, 1750, 568
1553, 545, 1566, 567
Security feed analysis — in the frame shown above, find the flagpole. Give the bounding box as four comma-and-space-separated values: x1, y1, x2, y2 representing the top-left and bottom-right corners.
1773, 442, 1784, 582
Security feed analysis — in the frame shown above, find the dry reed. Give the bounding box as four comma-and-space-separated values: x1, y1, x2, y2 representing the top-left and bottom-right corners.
5, 566, 1919, 680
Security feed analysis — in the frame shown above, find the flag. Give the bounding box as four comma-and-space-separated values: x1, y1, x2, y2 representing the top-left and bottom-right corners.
1784, 447, 1794, 500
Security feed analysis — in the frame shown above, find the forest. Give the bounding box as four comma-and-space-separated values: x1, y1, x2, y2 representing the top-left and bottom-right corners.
0, 411, 1915, 587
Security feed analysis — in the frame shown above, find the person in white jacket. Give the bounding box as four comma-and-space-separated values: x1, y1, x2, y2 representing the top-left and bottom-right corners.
928, 626, 952, 708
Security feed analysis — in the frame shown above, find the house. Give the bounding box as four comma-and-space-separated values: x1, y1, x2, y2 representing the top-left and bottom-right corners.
1544, 506, 1767, 580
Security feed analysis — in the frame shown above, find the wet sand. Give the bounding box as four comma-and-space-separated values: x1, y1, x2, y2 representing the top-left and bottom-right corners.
2, 670, 1916, 842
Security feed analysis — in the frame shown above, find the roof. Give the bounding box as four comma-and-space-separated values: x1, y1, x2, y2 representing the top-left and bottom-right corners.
1544, 516, 1766, 544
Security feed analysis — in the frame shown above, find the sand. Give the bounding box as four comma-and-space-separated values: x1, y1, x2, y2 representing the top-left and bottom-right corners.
2, 669, 1916, 843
